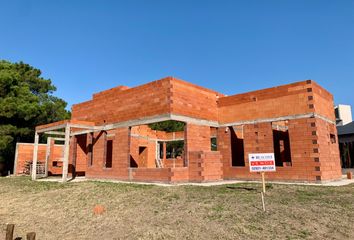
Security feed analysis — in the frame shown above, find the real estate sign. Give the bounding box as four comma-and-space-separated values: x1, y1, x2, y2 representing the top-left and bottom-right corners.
249, 153, 276, 172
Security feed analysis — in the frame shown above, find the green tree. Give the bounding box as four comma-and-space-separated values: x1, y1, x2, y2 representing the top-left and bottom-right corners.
149, 120, 185, 132
0, 60, 70, 175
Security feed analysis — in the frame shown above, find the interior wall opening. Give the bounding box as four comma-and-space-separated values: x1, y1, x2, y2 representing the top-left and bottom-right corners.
230, 126, 245, 166
129, 120, 185, 168
105, 139, 113, 168
272, 121, 292, 167
210, 127, 218, 151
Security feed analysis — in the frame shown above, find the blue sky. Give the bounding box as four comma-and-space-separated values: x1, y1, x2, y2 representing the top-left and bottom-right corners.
1, 0, 353, 109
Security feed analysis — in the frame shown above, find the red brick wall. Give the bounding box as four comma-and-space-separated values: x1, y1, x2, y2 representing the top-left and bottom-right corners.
218, 80, 315, 124
130, 167, 190, 183
49, 140, 64, 175
312, 82, 336, 121
170, 167, 189, 182
85, 127, 130, 180
189, 151, 223, 182
130, 136, 156, 168
218, 118, 342, 182
315, 118, 342, 181
15, 143, 64, 175
163, 157, 184, 168
71, 78, 172, 125
185, 124, 211, 152
74, 135, 88, 173
71, 77, 222, 125
183, 124, 223, 182
170, 78, 221, 121
130, 168, 171, 182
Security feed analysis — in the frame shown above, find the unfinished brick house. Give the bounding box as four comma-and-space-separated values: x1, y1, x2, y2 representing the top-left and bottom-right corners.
14, 77, 342, 183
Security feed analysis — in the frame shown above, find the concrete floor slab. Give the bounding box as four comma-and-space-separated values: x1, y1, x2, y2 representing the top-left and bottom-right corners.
33, 175, 354, 187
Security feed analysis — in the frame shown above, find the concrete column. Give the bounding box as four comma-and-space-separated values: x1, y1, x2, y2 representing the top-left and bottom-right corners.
62, 124, 71, 182
155, 140, 159, 162
13, 143, 19, 176
31, 132, 39, 180
71, 136, 77, 178
45, 137, 51, 177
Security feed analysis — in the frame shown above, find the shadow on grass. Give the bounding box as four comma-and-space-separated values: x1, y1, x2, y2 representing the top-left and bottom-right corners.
226, 186, 258, 192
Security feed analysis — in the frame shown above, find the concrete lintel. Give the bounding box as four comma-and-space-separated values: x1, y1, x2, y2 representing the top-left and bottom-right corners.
71, 129, 96, 136
130, 133, 184, 142
72, 114, 172, 135
314, 113, 336, 125
159, 138, 185, 142
220, 113, 335, 127
36, 124, 67, 133
15, 142, 52, 146
39, 122, 98, 134
69, 124, 100, 130
104, 114, 171, 130
170, 113, 219, 127
44, 131, 66, 136
52, 137, 65, 141
71, 114, 218, 136
66, 112, 334, 138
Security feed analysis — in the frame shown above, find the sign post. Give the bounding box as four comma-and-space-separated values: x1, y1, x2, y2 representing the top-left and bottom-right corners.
261, 172, 266, 193
249, 153, 276, 211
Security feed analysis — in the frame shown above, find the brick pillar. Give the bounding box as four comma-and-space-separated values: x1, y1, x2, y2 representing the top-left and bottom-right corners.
113, 127, 131, 179
217, 127, 232, 177
185, 123, 211, 151
163, 142, 167, 162
314, 118, 342, 181
243, 123, 274, 168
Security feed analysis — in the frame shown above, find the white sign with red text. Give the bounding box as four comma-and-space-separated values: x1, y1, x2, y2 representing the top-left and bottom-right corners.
249, 153, 276, 172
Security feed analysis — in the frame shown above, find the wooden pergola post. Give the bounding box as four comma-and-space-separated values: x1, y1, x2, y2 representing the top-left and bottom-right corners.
31, 132, 39, 180
62, 124, 71, 182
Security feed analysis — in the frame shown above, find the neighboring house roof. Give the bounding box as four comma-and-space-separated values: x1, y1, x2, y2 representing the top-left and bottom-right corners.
337, 121, 354, 135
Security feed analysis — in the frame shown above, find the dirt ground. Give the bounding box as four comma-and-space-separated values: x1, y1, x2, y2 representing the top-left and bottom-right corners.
0, 177, 353, 240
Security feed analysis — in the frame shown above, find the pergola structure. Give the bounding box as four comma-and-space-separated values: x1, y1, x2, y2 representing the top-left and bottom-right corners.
32, 120, 96, 182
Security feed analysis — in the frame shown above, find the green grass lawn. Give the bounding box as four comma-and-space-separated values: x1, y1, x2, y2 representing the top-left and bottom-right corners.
1, 177, 353, 240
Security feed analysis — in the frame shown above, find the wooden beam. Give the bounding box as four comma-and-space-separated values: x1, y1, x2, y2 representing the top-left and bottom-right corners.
26, 232, 36, 240
5, 224, 14, 240
31, 132, 39, 180
62, 124, 71, 182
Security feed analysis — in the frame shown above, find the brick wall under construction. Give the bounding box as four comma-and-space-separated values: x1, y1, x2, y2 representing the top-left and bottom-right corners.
17, 77, 341, 183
